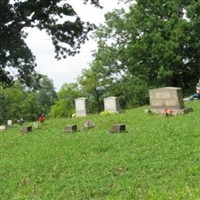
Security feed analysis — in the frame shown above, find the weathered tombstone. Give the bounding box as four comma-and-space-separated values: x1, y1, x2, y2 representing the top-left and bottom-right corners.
7, 120, 12, 126
149, 87, 192, 114
64, 124, 77, 133
0, 125, 6, 131
75, 97, 87, 117
110, 124, 126, 133
21, 126, 32, 134
104, 96, 121, 113
33, 122, 39, 129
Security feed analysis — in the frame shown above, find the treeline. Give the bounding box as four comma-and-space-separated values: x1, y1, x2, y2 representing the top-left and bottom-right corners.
1, 0, 200, 123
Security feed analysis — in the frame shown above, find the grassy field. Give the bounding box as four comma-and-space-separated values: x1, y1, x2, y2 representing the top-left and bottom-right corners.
0, 101, 200, 200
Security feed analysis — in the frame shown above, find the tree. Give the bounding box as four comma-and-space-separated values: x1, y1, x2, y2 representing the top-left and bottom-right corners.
91, 0, 200, 108
0, 0, 101, 87
49, 83, 81, 118
0, 84, 25, 123
36, 75, 57, 114
78, 65, 105, 113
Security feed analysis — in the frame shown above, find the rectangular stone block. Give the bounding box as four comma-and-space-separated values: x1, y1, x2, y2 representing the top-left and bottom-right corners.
21, 126, 32, 133
75, 97, 87, 117
64, 125, 77, 133
149, 87, 184, 109
110, 124, 126, 133
0, 125, 6, 131
104, 96, 121, 113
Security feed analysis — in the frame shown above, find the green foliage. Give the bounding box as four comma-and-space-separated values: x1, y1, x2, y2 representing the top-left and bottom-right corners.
100, 110, 113, 116
49, 83, 81, 118
0, 75, 56, 123
78, 66, 104, 113
0, 0, 101, 86
89, 0, 200, 108
0, 101, 200, 199
0, 85, 25, 123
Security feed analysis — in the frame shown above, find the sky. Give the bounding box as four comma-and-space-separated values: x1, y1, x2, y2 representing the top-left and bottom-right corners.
25, 0, 125, 91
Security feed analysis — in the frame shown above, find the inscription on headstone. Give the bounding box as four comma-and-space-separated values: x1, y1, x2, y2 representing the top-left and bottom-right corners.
104, 96, 121, 113
75, 97, 87, 117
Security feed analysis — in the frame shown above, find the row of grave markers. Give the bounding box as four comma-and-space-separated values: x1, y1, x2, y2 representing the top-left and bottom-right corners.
75, 87, 192, 117
75, 96, 121, 117
0, 87, 193, 131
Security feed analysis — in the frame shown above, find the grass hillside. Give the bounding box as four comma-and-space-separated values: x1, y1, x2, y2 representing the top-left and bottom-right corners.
0, 101, 200, 200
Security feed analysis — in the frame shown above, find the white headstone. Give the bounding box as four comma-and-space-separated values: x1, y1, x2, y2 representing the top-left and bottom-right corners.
7, 120, 12, 126
0, 125, 6, 131
33, 122, 39, 128
104, 96, 121, 113
75, 97, 87, 117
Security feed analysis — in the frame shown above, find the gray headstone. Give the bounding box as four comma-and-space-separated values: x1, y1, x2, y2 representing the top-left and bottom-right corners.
64, 125, 77, 133
21, 126, 32, 134
104, 96, 121, 113
149, 87, 192, 114
75, 97, 87, 117
110, 124, 126, 133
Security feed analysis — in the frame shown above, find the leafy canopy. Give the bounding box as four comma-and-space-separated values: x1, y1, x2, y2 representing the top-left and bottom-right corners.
89, 0, 200, 108
0, 0, 101, 87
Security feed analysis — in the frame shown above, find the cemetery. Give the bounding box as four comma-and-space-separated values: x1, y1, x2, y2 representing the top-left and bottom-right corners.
1, 0, 200, 199
0, 97, 199, 199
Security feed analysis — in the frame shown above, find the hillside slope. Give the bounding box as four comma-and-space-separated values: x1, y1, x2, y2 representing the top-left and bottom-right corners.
0, 101, 200, 199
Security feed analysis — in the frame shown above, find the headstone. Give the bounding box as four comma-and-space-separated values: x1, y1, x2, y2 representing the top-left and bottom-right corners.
75, 97, 87, 117
110, 124, 126, 133
104, 96, 121, 113
21, 126, 32, 133
7, 120, 12, 126
0, 125, 6, 131
149, 87, 192, 114
33, 122, 39, 129
64, 125, 77, 133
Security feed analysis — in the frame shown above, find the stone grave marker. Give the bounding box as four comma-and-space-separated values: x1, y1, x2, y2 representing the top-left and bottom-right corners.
33, 122, 39, 129
64, 124, 77, 133
149, 87, 192, 114
7, 120, 12, 126
104, 96, 121, 113
110, 124, 126, 133
21, 126, 32, 134
75, 97, 87, 117
0, 125, 6, 131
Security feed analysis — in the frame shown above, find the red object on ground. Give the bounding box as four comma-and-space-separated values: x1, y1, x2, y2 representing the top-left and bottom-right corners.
38, 115, 45, 122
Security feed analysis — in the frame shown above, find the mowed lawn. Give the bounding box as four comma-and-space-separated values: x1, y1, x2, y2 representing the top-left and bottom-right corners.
0, 101, 200, 200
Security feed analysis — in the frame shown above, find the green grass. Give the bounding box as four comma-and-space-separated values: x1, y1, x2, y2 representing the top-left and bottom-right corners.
0, 101, 200, 200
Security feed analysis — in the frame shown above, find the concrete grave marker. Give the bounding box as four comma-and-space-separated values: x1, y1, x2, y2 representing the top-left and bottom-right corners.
64, 125, 77, 133
0, 125, 6, 131
104, 96, 121, 113
75, 97, 87, 117
21, 126, 32, 134
149, 87, 192, 114
7, 120, 12, 126
110, 124, 126, 133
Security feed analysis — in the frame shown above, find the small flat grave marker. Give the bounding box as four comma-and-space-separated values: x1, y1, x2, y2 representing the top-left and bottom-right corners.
64, 125, 77, 133
110, 124, 126, 133
21, 126, 32, 134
